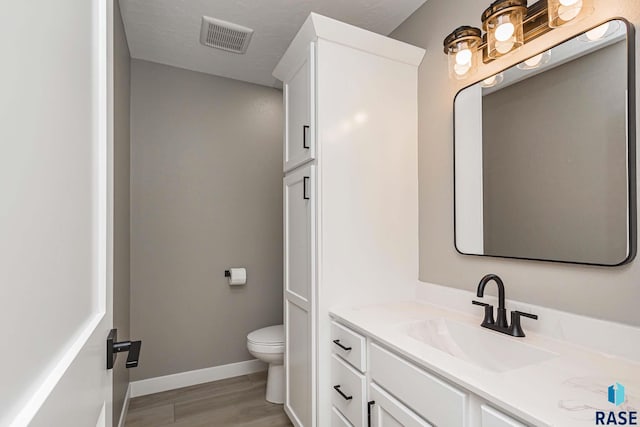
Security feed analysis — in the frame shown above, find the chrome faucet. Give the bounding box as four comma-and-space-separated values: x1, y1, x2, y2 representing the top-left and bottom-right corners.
472, 274, 538, 338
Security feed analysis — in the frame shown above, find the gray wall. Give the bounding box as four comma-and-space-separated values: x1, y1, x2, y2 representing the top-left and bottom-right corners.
130, 60, 284, 381
113, 0, 131, 421
482, 41, 628, 264
391, 0, 640, 326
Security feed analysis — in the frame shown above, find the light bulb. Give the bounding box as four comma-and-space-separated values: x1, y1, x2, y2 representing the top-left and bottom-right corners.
558, 0, 582, 22
495, 39, 515, 54
518, 51, 551, 70
495, 22, 515, 42
484, 76, 496, 85
455, 49, 472, 65
481, 73, 504, 88
524, 53, 544, 67
454, 62, 471, 76
559, 0, 579, 6
586, 22, 610, 41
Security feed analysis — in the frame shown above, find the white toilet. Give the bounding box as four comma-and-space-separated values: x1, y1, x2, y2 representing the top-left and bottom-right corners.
247, 324, 284, 404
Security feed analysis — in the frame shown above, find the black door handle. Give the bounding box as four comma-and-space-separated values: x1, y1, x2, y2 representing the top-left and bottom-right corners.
107, 329, 142, 369
125, 340, 142, 368
303, 125, 310, 149
332, 339, 352, 351
303, 176, 310, 200
333, 385, 353, 401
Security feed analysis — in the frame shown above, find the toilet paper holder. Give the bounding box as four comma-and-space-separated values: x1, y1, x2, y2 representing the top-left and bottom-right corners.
224, 268, 247, 285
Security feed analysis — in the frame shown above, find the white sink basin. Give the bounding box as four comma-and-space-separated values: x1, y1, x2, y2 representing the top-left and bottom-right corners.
403, 318, 557, 373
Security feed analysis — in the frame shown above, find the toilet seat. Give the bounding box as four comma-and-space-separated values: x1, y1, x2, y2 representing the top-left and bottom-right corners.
247, 341, 284, 354
247, 325, 284, 353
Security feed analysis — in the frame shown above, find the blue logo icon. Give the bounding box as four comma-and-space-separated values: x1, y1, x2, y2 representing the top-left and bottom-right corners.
608, 383, 626, 406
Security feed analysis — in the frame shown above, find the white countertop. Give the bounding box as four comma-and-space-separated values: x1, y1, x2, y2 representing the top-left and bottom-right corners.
330, 300, 640, 427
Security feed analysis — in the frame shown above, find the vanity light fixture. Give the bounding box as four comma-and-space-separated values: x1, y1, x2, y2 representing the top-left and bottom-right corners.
444, 26, 483, 80
443, 0, 597, 80
481, 72, 504, 88
547, 0, 593, 28
482, 0, 528, 58
517, 50, 551, 69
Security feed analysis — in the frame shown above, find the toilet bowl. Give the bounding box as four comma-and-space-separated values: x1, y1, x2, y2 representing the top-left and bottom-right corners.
247, 325, 284, 404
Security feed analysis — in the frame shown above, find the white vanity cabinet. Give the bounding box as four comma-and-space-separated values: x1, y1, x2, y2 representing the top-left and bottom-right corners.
274, 13, 424, 427
330, 320, 532, 427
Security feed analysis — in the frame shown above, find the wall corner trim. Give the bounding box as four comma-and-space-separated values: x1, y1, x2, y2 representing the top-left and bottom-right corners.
117, 384, 131, 427
129, 359, 267, 398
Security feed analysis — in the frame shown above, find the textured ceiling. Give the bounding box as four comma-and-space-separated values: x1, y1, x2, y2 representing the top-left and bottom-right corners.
119, 0, 428, 87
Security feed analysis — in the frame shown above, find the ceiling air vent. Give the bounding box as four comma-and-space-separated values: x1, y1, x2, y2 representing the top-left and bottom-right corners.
199, 16, 254, 54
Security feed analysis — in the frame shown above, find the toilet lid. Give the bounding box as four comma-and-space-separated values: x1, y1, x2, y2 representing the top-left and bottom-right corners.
247, 325, 284, 345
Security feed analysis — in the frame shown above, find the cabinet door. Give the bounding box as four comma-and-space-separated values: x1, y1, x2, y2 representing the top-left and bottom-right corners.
284, 165, 316, 427
481, 405, 526, 427
284, 43, 314, 172
370, 383, 432, 427
333, 407, 354, 427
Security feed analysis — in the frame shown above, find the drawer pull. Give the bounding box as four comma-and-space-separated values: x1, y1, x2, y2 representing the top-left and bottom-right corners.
303, 125, 310, 149
367, 400, 376, 427
333, 339, 352, 351
303, 176, 310, 200
333, 385, 353, 401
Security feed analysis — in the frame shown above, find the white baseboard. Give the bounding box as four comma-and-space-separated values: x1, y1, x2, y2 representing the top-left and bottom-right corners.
117, 383, 131, 427
130, 359, 267, 398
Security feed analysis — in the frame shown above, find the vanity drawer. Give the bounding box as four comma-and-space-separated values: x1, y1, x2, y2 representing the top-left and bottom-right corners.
481, 405, 526, 427
332, 407, 354, 427
331, 321, 367, 372
331, 354, 366, 427
369, 343, 467, 427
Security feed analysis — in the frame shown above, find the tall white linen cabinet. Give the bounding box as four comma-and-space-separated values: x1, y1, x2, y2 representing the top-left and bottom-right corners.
273, 13, 425, 427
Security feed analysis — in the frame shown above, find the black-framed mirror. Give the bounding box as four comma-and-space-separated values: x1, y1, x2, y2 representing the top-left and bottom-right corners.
454, 19, 636, 266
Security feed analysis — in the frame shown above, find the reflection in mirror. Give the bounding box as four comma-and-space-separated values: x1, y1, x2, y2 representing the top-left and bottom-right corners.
454, 20, 636, 266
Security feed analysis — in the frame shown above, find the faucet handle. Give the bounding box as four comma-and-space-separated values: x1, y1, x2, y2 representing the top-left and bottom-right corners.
472, 300, 495, 326
472, 300, 490, 307
513, 310, 538, 320
509, 310, 538, 337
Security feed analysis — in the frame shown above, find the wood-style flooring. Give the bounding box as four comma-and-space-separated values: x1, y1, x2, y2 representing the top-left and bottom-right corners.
125, 371, 293, 427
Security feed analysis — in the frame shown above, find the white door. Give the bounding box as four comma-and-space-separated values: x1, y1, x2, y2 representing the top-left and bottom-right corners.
370, 384, 432, 427
284, 44, 314, 172
1, 1, 114, 426
283, 165, 316, 427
